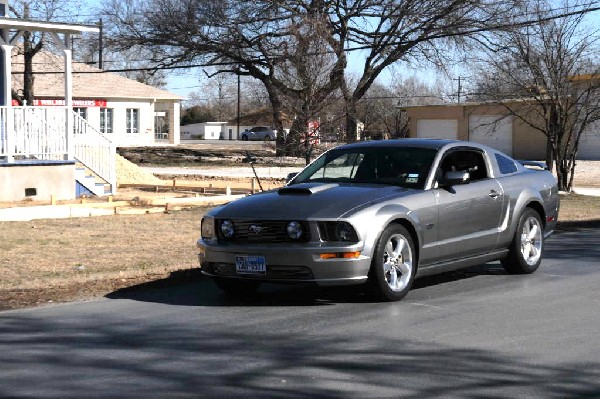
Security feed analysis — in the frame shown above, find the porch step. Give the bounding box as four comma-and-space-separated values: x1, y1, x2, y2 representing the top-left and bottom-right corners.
75, 164, 113, 197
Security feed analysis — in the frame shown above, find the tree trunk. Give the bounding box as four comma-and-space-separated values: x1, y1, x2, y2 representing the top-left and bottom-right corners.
286, 115, 310, 158
345, 99, 359, 143
23, 32, 35, 105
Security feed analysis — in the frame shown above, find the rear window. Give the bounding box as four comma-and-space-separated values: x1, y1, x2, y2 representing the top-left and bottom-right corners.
495, 153, 518, 174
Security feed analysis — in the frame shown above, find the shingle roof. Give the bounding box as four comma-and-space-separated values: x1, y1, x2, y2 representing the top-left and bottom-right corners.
11, 49, 181, 101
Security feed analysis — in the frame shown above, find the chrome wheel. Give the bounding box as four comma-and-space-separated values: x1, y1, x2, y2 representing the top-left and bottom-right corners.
520, 216, 542, 266
502, 208, 544, 274
382, 233, 413, 292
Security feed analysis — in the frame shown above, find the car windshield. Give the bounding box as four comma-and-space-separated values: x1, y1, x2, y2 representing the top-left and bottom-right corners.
292, 146, 437, 189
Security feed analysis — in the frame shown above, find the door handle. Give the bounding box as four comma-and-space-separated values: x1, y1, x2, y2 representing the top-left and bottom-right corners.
488, 190, 501, 200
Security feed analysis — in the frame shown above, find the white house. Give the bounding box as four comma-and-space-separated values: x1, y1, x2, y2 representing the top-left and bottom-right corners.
12, 49, 182, 147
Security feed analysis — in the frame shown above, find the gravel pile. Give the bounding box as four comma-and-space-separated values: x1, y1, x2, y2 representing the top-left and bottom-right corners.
116, 154, 164, 185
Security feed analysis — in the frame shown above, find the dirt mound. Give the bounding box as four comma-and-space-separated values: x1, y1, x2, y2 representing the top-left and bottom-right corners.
116, 154, 164, 185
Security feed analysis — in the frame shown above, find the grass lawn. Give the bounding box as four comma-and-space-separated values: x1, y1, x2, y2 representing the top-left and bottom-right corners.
1, 194, 598, 310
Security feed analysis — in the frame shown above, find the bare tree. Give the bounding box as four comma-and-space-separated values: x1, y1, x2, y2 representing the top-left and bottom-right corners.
332, 0, 525, 141
101, 0, 345, 156
470, 0, 600, 191
76, 10, 168, 88
9, 0, 81, 104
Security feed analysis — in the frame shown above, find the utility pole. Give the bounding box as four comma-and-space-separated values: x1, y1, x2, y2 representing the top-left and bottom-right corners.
236, 69, 241, 140
98, 18, 103, 70
453, 76, 464, 104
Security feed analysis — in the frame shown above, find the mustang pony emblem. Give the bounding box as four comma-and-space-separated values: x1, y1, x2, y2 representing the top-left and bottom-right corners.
248, 224, 267, 235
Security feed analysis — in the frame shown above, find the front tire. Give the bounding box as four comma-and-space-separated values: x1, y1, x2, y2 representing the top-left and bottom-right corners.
368, 224, 417, 301
213, 277, 261, 295
501, 208, 544, 274
241, 135, 248, 141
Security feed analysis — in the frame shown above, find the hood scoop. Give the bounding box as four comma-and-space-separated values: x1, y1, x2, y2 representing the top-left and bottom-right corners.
278, 183, 339, 196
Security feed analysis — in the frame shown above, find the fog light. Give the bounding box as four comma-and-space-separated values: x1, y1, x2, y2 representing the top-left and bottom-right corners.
220, 219, 235, 238
287, 221, 303, 239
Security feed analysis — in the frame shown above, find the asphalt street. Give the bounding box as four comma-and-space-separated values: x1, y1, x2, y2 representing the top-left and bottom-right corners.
1, 228, 599, 398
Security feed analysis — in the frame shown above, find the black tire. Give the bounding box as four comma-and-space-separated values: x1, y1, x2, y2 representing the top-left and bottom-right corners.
367, 224, 417, 301
263, 135, 271, 141
501, 208, 544, 274
241, 135, 248, 141
213, 277, 261, 295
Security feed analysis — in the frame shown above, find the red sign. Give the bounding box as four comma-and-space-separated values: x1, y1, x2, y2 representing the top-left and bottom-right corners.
33, 99, 108, 107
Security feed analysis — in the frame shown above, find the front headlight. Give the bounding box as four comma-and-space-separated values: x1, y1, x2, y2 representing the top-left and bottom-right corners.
201, 217, 216, 239
287, 221, 304, 240
220, 219, 235, 238
318, 221, 359, 243
335, 222, 357, 241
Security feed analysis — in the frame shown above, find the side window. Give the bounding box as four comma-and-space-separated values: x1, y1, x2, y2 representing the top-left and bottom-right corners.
440, 150, 489, 182
495, 153, 518, 174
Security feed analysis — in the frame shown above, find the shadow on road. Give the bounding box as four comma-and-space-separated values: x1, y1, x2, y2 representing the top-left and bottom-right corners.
0, 311, 598, 398
105, 263, 506, 308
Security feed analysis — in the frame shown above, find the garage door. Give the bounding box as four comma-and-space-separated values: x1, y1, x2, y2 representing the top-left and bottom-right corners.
578, 121, 600, 160
416, 119, 458, 140
469, 115, 513, 156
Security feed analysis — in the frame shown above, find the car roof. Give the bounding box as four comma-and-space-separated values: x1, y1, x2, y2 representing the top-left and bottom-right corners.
336, 138, 460, 151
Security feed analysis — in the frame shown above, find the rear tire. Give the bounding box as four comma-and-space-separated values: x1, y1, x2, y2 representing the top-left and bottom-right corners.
367, 224, 417, 301
501, 208, 544, 274
213, 277, 261, 295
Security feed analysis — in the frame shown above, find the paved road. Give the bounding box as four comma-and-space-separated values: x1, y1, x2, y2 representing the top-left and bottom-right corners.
1, 229, 599, 398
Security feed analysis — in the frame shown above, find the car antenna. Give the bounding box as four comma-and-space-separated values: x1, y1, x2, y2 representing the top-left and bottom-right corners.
245, 151, 264, 192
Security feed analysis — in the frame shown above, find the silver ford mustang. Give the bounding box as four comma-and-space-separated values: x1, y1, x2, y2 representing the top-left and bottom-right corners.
197, 139, 559, 301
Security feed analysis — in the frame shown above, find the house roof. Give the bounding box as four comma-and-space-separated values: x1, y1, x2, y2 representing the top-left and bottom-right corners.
0, 17, 99, 34
11, 49, 181, 101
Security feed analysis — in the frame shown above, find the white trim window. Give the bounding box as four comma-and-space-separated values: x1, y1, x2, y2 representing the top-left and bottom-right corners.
126, 108, 140, 134
100, 108, 114, 134
73, 107, 87, 120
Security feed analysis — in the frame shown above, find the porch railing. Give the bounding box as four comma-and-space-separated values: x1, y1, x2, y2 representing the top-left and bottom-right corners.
1, 106, 115, 194
73, 112, 116, 191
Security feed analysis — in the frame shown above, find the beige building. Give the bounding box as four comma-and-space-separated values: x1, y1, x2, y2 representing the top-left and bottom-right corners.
402, 102, 600, 160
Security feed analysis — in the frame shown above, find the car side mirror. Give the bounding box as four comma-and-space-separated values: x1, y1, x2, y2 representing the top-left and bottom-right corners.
439, 171, 470, 187
286, 172, 298, 184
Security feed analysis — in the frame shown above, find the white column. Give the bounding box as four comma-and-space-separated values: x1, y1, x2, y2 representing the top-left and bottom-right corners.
1, 44, 13, 162
49, 31, 74, 160
169, 101, 180, 145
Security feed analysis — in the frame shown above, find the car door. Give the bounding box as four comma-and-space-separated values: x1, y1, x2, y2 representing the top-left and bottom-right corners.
432, 149, 505, 262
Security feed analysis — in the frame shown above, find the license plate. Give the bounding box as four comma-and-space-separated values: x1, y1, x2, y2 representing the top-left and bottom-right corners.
235, 256, 266, 274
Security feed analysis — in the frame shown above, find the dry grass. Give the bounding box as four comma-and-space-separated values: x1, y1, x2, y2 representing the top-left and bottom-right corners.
558, 193, 600, 223
0, 207, 206, 292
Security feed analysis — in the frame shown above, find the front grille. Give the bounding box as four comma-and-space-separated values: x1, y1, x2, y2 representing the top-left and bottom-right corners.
209, 262, 314, 280
217, 219, 310, 243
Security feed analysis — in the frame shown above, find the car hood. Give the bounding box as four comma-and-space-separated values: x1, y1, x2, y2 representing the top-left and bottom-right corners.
211, 182, 417, 220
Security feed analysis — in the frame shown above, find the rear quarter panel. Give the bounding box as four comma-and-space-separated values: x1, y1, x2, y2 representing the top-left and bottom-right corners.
495, 169, 559, 246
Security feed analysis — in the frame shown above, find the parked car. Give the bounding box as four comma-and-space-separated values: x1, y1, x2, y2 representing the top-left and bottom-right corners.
240, 126, 277, 141
197, 139, 559, 301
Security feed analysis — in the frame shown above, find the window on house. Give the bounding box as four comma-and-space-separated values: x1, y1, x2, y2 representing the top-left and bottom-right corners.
126, 108, 140, 134
100, 108, 114, 134
73, 107, 87, 120
154, 111, 168, 140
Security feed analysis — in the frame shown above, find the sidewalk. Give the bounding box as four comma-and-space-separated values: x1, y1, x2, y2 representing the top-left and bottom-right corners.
572, 187, 600, 197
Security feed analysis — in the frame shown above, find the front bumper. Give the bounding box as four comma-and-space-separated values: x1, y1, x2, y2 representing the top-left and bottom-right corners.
197, 239, 371, 286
